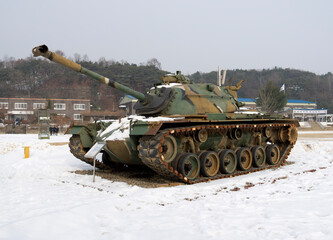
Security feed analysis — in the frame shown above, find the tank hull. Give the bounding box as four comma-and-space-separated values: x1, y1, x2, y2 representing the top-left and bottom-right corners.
69, 115, 299, 183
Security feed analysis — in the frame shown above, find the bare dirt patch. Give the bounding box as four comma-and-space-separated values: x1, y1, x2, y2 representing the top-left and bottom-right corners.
74, 166, 184, 188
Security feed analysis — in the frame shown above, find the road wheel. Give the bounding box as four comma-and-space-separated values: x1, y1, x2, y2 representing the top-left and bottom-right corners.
237, 147, 252, 171
266, 144, 280, 165
177, 153, 200, 180
200, 151, 220, 177
218, 149, 237, 174
251, 146, 266, 168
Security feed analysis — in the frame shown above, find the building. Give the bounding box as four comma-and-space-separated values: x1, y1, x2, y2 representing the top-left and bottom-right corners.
83, 109, 125, 121
238, 98, 332, 122
283, 99, 317, 110
0, 97, 90, 123
119, 95, 138, 116
237, 98, 257, 110
238, 98, 318, 110
291, 109, 329, 122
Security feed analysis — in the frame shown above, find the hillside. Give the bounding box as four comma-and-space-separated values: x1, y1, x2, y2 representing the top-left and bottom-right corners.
190, 68, 333, 112
0, 58, 332, 112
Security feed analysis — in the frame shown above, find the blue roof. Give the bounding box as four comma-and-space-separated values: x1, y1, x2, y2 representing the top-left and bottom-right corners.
238, 98, 256, 102
293, 109, 327, 111
125, 95, 136, 99
238, 98, 316, 104
287, 99, 315, 104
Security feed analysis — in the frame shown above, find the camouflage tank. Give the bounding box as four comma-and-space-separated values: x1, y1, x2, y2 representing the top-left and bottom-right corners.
32, 45, 299, 183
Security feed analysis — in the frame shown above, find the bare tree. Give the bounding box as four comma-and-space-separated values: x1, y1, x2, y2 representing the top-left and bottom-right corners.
3, 55, 16, 68
82, 54, 89, 62
55, 50, 65, 57
98, 57, 107, 67
73, 53, 81, 62
146, 58, 162, 70
256, 81, 287, 114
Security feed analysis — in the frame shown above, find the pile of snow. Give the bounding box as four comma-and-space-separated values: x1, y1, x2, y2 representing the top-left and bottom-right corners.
155, 82, 182, 89
0, 133, 332, 240
99, 115, 177, 141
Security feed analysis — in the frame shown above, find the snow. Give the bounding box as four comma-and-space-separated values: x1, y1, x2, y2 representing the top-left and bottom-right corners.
299, 131, 333, 134
1, 132, 333, 240
153, 83, 182, 89
99, 115, 177, 141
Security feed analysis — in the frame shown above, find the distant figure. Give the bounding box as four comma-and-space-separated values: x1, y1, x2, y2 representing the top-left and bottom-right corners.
49, 127, 53, 136
55, 127, 59, 136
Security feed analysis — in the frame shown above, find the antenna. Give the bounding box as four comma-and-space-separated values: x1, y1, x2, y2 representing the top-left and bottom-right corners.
222, 70, 227, 85
217, 66, 227, 86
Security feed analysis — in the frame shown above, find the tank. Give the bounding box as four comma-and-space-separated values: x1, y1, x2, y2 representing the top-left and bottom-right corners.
32, 44, 299, 184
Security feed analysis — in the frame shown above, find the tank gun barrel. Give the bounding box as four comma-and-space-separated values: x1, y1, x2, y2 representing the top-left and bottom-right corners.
32, 45, 146, 102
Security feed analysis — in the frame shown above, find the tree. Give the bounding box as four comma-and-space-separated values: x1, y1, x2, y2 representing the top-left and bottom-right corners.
82, 54, 89, 62
55, 50, 65, 57
256, 81, 287, 114
146, 58, 161, 70
73, 53, 81, 62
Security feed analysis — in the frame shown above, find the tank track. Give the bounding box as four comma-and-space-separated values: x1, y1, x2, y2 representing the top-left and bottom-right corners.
138, 123, 296, 184
69, 135, 111, 170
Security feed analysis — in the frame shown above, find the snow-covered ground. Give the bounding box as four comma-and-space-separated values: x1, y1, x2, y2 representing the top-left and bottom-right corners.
0, 133, 332, 240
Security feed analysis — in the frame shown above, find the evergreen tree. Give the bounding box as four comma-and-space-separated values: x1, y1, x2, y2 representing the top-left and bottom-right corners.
256, 81, 287, 114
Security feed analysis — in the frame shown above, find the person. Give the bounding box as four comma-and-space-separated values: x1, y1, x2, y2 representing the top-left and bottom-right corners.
49, 127, 53, 136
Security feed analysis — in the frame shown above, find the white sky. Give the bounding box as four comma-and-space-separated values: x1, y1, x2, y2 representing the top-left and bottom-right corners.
0, 0, 332, 74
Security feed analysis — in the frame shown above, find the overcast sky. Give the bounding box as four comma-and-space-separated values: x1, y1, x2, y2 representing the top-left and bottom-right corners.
0, 0, 332, 74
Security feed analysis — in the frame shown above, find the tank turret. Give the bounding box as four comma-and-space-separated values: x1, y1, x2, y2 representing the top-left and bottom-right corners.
32, 44, 243, 116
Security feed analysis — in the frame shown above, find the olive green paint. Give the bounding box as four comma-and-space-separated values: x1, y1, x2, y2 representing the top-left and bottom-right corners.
79, 130, 93, 148
69, 126, 84, 135
129, 121, 150, 136
32, 44, 300, 168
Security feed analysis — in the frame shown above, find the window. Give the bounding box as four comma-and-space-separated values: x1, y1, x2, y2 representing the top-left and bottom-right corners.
54, 103, 66, 110
14, 103, 27, 109
74, 104, 85, 110
33, 103, 46, 109
0, 102, 8, 109
74, 114, 83, 121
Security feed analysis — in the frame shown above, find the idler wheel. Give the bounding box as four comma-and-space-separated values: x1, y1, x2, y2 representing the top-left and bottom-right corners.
251, 146, 266, 168
236, 147, 253, 171
161, 135, 177, 163
200, 151, 220, 177
218, 149, 237, 174
288, 125, 298, 144
278, 128, 289, 142
266, 144, 280, 165
177, 153, 200, 180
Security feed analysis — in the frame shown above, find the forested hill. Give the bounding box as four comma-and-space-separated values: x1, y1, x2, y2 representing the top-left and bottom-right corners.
0, 57, 332, 112
191, 68, 333, 112
0, 58, 168, 110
